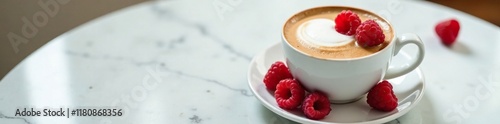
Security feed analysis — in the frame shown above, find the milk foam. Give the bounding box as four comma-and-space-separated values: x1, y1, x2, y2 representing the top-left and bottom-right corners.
297, 18, 353, 47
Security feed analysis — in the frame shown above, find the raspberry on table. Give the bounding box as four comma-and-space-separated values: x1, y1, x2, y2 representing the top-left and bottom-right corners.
302, 91, 331, 120
355, 19, 385, 47
334, 10, 362, 36
263, 61, 293, 90
435, 19, 460, 46
275, 79, 305, 110
367, 80, 398, 112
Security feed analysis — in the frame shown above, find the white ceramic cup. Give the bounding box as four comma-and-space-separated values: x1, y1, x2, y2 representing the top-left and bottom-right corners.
282, 6, 425, 103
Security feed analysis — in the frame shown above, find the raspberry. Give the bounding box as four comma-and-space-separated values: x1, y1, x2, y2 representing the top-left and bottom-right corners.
435, 19, 460, 46
275, 79, 305, 110
367, 80, 398, 112
355, 20, 385, 47
302, 91, 331, 120
263, 61, 293, 90
334, 10, 362, 36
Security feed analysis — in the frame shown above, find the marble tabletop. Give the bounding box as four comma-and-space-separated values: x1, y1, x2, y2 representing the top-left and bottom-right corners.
1, 0, 499, 124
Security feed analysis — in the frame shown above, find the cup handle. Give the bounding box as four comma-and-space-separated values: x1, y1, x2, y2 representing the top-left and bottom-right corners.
384, 33, 425, 79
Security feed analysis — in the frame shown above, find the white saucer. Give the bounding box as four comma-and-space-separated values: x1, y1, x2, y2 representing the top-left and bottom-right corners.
247, 42, 425, 124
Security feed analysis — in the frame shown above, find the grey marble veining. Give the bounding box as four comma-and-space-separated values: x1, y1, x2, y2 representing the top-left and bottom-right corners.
149, 3, 253, 61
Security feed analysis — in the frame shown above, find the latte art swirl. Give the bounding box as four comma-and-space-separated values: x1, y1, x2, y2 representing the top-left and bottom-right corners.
297, 19, 353, 48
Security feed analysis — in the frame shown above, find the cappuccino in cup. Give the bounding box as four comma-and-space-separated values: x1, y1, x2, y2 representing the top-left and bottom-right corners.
283, 7, 394, 59
282, 6, 425, 103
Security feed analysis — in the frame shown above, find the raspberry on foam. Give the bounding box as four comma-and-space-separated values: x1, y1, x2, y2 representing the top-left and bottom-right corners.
263, 61, 293, 90
334, 10, 362, 36
366, 80, 398, 112
355, 19, 385, 47
302, 91, 331, 120
275, 79, 306, 110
